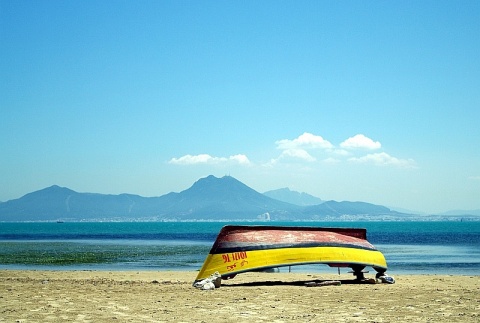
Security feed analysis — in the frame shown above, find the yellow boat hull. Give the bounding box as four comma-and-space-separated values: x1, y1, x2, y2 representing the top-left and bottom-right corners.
194, 225, 388, 283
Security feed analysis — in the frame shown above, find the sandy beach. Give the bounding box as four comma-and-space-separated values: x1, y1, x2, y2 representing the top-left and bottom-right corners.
1, 270, 478, 322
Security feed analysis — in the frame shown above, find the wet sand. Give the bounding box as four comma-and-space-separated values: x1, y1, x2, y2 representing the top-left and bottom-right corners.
1, 270, 478, 322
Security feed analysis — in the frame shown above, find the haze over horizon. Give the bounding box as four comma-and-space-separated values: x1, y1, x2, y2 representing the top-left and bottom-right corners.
1, 1, 479, 214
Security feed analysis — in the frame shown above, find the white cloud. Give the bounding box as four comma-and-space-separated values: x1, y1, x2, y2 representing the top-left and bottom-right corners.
229, 154, 251, 165
169, 154, 212, 164
469, 176, 480, 181
323, 157, 341, 164
276, 132, 333, 150
340, 134, 381, 150
332, 149, 350, 156
265, 148, 316, 167
279, 149, 316, 162
169, 132, 415, 171
169, 154, 251, 165
264, 148, 317, 167
349, 152, 416, 168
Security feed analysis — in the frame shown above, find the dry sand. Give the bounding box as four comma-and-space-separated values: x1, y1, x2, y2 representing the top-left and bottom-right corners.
1, 270, 478, 322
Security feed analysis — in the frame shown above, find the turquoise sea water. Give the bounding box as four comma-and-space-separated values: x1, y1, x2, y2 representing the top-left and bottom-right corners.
0, 221, 479, 275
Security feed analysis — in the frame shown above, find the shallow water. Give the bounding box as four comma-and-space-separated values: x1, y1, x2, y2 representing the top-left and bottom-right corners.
1, 221, 479, 275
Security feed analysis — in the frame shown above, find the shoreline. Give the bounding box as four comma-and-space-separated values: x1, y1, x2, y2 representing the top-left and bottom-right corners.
1, 270, 478, 322
2, 265, 480, 276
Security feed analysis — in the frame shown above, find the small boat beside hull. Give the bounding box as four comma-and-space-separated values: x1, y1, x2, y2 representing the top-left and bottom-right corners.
194, 225, 387, 283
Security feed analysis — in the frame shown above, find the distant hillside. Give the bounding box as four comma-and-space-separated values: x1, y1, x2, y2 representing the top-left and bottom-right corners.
0, 175, 409, 222
388, 206, 425, 215
300, 201, 405, 221
0, 185, 149, 221
438, 209, 480, 216
155, 175, 300, 220
263, 188, 322, 206
0, 176, 300, 221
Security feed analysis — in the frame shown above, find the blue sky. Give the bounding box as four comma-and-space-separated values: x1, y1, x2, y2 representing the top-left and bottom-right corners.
1, 1, 479, 214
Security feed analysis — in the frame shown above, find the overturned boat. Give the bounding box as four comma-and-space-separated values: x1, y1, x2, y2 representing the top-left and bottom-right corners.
194, 225, 388, 284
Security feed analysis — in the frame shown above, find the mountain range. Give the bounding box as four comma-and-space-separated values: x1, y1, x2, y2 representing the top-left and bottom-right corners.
0, 175, 477, 222
263, 187, 323, 206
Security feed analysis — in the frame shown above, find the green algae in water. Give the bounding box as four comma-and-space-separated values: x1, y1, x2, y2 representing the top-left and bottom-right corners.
0, 242, 121, 265
0, 241, 209, 267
